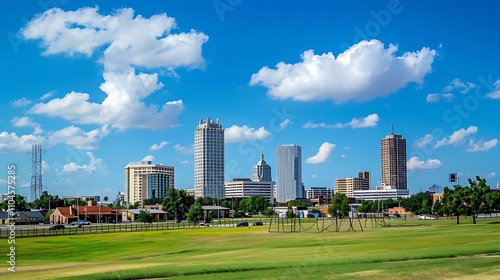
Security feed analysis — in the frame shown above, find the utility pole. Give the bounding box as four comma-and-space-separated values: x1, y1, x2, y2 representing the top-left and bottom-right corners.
76, 193, 80, 225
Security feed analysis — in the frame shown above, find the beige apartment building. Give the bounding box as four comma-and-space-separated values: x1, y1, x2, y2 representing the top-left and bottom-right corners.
334, 172, 370, 198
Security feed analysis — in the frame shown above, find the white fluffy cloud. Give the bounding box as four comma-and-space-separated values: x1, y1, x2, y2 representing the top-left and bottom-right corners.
40, 91, 54, 100
149, 141, 168, 151
0, 125, 109, 153
435, 126, 478, 148
12, 97, 32, 107
414, 134, 434, 149
0, 131, 44, 153
346, 114, 380, 128
250, 40, 436, 103
303, 113, 379, 129
48, 125, 109, 150
426, 93, 454, 103
142, 155, 155, 162
174, 144, 194, 154
487, 80, 500, 99
467, 138, 498, 152
306, 142, 336, 164
23, 7, 208, 130
443, 78, 475, 94
224, 125, 271, 143
303, 122, 343, 129
279, 119, 293, 129
11, 116, 39, 127
407, 156, 443, 170
486, 172, 496, 178
63, 152, 104, 173
426, 78, 475, 103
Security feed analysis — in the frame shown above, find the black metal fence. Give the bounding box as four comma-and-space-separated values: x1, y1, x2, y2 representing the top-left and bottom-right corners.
0, 218, 265, 238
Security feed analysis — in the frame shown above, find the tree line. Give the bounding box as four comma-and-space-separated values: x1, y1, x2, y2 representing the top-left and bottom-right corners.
328, 176, 500, 224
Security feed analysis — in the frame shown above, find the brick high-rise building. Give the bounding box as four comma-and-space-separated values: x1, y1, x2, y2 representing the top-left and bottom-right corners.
381, 130, 407, 189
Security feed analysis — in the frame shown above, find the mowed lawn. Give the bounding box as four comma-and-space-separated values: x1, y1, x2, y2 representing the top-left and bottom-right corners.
1, 217, 499, 279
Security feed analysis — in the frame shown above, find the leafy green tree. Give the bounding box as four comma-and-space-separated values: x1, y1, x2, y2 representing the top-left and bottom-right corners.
44, 210, 52, 222
32, 191, 64, 210
383, 199, 399, 209
420, 199, 431, 215
104, 196, 109, 202
187, 205, 204, 223
432, 199, 443, 216
340, 199, 350, 218
486, 191, 500, 215
467, 176, 490, 224
1, 194, 29, 211
220, 199, 231, 209
402, 192, 433, 214
162, 189, 195, 220
442, 185, 465, 224
128, 201, 140, 209
357, 200, 373, 213
137, 210, 153, 223
328, 193, 349, 218
287, 200, 312, 208
143, 196, 162, 206
263, 208, 275, 217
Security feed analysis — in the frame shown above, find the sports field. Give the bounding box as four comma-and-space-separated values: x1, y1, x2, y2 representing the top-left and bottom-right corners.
1, 217, 499, 279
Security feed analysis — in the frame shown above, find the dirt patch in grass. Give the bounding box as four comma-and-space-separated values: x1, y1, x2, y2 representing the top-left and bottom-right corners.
342, 269, 384, 277
13, 262, 164, 280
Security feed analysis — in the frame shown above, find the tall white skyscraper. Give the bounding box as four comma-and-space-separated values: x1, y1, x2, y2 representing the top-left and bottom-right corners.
194, 118, 225, 199
253, 154, 272, 182
276, 144, 303, 203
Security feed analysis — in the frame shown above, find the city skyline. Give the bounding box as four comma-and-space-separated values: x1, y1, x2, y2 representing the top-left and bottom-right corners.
1, 2, 499, 201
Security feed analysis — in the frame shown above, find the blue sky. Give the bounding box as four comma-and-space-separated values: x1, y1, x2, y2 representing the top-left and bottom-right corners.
1, 0, 499, 201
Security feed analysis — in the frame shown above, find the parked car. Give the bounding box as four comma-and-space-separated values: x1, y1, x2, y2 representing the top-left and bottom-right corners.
252, 221, 263, 226
79, 220, 91, 225
199, 222, 210, 227
392, 213, 401, 218
237, 222, 249, 227
418, 215, 435, 220
70, 221, 78, 226
49, 224, 65, 230
358, 213, 367, 218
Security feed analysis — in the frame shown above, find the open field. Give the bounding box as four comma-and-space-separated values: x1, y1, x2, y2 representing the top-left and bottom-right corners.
1, 217, 499, 279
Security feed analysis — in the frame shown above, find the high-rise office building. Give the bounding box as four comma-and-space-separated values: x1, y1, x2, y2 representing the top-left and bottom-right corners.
381, 130, 407, 189
124, 160, 174, 206
276, 144, 302, 203
194, 118, 225, 199
253, 154, 272, 182
334, 172, 370, 198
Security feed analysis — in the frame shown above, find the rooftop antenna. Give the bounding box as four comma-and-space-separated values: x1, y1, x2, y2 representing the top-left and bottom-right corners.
391, 124, 394, 135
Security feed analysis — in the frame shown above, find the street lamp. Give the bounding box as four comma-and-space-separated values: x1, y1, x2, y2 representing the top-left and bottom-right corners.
76, 193, 80, 225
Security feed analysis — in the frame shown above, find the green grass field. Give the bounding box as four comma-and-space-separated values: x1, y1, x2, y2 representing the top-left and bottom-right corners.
1, 217, 499, 279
